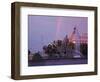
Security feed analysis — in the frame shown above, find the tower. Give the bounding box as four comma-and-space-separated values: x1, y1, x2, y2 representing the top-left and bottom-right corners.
69, 27, 83, 58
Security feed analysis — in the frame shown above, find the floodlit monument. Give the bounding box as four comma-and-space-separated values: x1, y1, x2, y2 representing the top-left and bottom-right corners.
69, 27, 83, 58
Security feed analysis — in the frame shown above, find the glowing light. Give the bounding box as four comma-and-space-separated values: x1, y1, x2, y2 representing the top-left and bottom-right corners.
73, 41, 76, 44
55, 17, 62, 40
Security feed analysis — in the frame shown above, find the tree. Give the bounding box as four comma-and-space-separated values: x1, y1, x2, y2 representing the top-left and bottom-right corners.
32, 52, 44, 62
80, 43, 87, 58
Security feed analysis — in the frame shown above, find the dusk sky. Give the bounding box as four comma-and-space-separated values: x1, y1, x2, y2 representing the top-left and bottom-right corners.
28, 15, 88, 53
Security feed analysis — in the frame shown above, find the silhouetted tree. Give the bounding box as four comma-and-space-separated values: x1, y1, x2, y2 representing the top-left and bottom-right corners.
68, 42, 75, 50
28, 50, 31, 55
80, 43, 87, 58
32, 52, 44, 62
